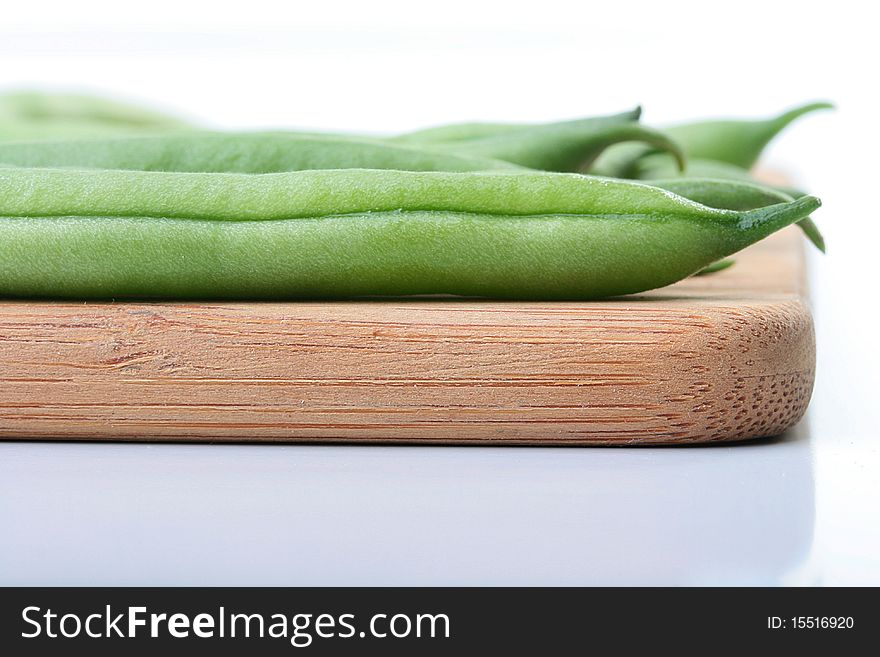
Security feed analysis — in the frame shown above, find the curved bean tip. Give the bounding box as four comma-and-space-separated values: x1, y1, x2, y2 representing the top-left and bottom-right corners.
772, 101, 835, 132
787, 195, 821, 217
805, 195, 822, 211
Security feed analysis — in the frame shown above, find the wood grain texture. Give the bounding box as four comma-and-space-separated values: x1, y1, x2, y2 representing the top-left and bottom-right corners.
0, 227, 814, 444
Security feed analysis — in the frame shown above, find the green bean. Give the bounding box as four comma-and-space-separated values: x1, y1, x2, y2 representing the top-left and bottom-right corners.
694, 258, 734, 275
390, 108, 684, 173
647, 177, 824, 252
631, 156, 755, 182
415, 119, 684, 173
589, 142, 657, 178
0, 133, 522, 173
664, 101, 833, 169
647, 177, 791, 210
266, 110, 679, 173
393, 121, 530, 143
0, 167, 819, 300
0, 90, 190, 140
392, 108, 641, 144
631, 155, 814, 213
592, 101, 832, 178
600, 149, 755, 182
613, 156, 824, 251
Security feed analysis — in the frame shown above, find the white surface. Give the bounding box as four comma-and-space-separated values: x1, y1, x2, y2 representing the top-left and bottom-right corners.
1, 432, 814, 586
1, 1, 878, 585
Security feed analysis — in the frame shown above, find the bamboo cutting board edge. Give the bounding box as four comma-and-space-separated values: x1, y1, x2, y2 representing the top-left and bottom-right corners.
0, 227, 814, 445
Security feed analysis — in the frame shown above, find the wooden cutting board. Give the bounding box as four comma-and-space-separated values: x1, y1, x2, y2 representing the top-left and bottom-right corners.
0, 227, 814, 445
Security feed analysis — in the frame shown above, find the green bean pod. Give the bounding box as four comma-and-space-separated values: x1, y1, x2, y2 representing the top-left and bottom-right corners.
390, 108, 684, 173
664, 101, 833, 169
592, 101, 833, 179
589, 142, 657, 179
0, 167, 819, 300
631, 155, 813, 207
0, 133, 523, 173
631, 156, 755, 182
391, 108, 641, 143
633, 156, 810, 200
421, 120, 685, 173
647, 177, 792, 210
694, 258, 735, 275
608, 156, 824, 251
647, 177, 824, 252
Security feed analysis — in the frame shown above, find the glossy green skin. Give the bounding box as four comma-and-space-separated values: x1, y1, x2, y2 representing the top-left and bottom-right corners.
0, 168, 819, 300
392, 108, 641, 143
0, 90, 190, 141
0, 133, 524, 173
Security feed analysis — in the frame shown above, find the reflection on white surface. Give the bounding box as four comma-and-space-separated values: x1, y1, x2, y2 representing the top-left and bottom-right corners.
0, 425, 813, 585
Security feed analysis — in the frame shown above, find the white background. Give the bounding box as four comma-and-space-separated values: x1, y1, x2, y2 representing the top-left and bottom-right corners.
1, 0, 878, 584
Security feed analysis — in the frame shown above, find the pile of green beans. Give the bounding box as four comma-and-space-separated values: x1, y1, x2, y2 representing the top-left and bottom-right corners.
0, 90, 827, 300
398, 101, 831, 261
